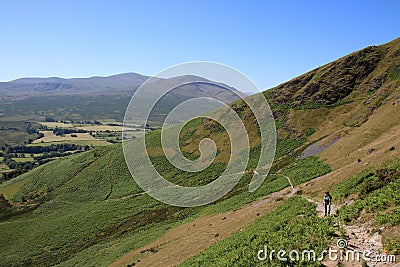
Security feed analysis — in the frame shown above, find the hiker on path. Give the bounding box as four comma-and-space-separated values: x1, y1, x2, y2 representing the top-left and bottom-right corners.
324, 192, 332, 216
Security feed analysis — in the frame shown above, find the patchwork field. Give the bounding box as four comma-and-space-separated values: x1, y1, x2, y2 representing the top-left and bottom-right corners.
36, 122, 144, 144
32, 131, 100, 143
39, 122, 74, 128
27, 139, 111, 147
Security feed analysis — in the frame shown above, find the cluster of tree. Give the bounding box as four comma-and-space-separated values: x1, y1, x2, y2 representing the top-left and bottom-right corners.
1, 155, 37, 182
0, 127, 18, 131
24, 123, 46, 144
25, 124, 40, 135
71, 120, 102, 125
96, 130, 113, 135
0, 145, 88, 182
44, 117, 102, 125
52, 127, 87, 136
106, 139, 121, 143
44, 117, 56, 122
7, 153, 27, 158
2, 155, 35, 170
24, 134, 44, 145
0, 159, 55, 182
33, 150, 82, 161
4, 143, 90, 154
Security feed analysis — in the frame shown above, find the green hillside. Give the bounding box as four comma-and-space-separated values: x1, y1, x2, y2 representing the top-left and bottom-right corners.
180, 159, 400, 266
1, 37, 400, 266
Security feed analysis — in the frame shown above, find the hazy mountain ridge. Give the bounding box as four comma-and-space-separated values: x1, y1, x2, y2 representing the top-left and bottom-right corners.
0, 73, 244, 125
0, 72, 244, 101
3, 73, 148, 94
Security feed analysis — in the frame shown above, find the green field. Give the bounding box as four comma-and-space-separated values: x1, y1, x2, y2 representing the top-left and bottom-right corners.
12, 157, 34, 162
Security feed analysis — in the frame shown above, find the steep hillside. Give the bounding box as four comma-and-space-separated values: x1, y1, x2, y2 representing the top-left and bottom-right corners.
1, 37, 399, 266
267, 37, 400, 137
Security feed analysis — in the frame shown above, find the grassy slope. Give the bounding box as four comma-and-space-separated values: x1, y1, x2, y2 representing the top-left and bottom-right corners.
0, 146, 197, 266
0, 120, 41, 147
180, 159, 400, 266
0, 38, 399, 266
181, 197, 334, 267
333, 159, 400, 254
0, 135, 318, 266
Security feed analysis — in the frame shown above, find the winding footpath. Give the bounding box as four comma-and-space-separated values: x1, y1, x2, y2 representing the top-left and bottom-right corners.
109, 170, 398, 267
304, 197, 394, 267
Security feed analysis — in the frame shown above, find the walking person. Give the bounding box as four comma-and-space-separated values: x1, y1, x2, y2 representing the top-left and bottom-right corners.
324, 192, 332, 216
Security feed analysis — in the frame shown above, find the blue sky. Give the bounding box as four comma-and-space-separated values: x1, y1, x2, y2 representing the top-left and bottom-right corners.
0, 0, 399, 92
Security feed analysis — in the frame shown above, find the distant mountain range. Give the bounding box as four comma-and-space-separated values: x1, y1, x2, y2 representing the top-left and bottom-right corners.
0, 73, 148, 96
0, 73, 245, 125
0, 73, 244, 102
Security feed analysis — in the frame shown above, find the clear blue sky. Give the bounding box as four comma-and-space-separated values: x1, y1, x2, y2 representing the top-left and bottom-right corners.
0, 0, 399, 92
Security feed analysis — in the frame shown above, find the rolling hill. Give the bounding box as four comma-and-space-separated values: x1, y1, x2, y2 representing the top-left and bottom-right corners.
0, 73, 148, 98
0, 73, 243, 122
0, 73, 244, 146
0, 37, 399, 266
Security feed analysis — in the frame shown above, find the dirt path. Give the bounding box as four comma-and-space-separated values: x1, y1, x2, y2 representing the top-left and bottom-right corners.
320, 219, 394, 267
108, 186, 295, 267
276, 173, 296, 192
340, 222, 393, 267
303, 197, 396, 267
